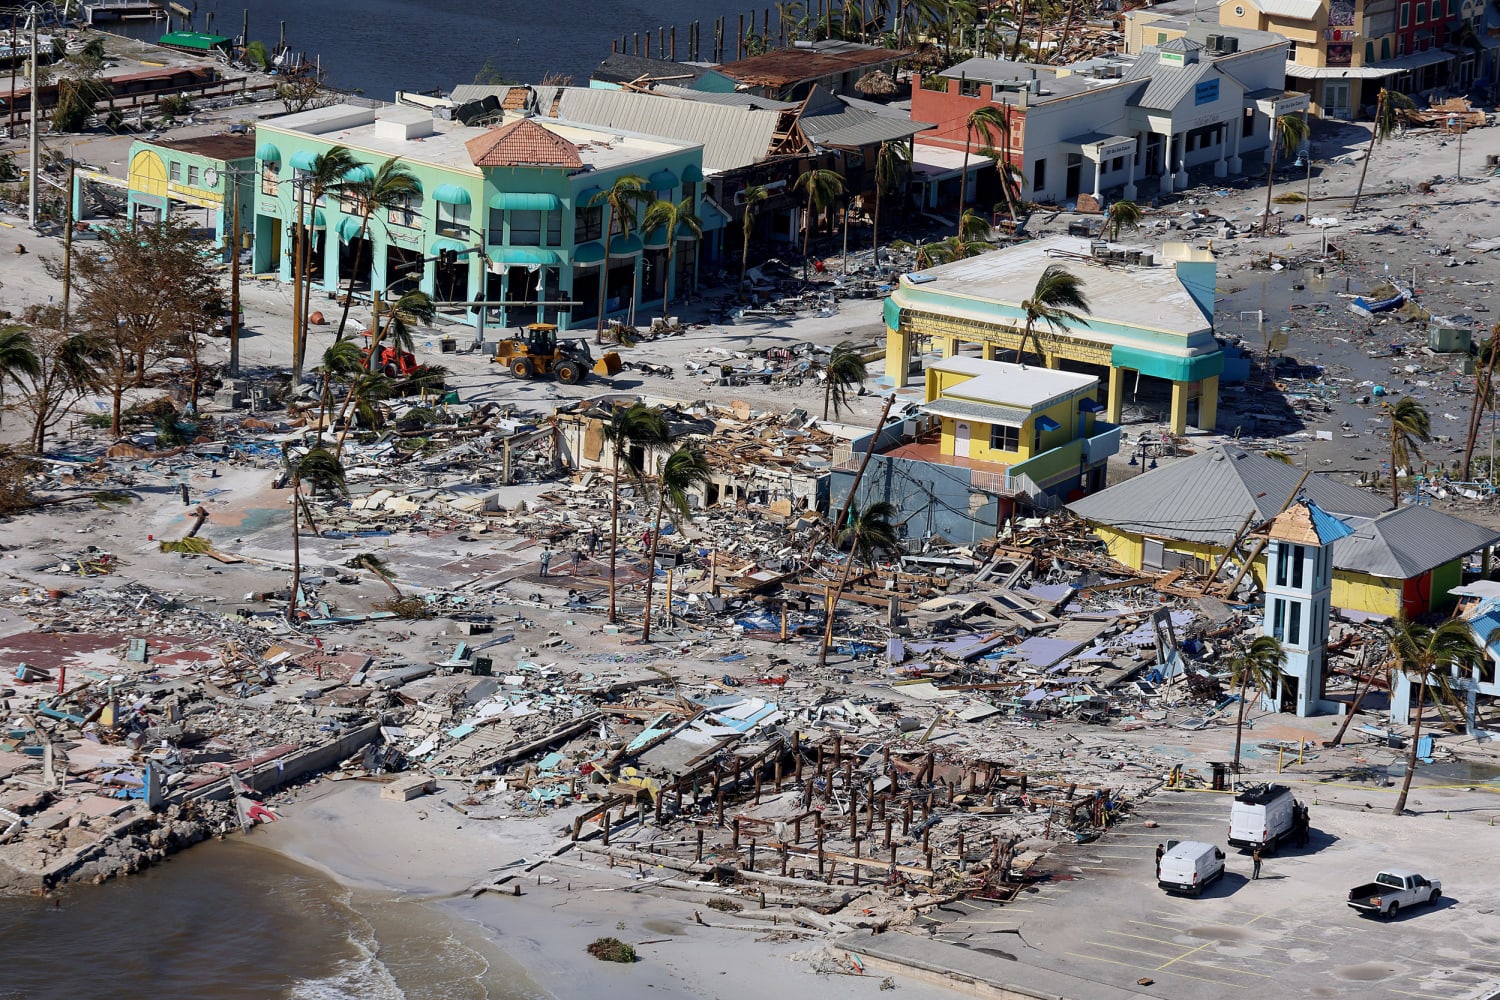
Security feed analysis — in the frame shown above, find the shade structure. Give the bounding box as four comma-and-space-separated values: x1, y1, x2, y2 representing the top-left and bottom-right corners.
681, 163, 705, 183
256, 142, 281, 164
573, 241, 606, 266
429, 236, 470, 255
608, 233, 643, 255
648, 168, 678, 193
495, 247, 562, 266
342, 164, 374, 183
432, 183, 472, 206
489, 192, 562, 211
575, 186, 602, 207
289, 149, 318, 171
336, 216, 364, 243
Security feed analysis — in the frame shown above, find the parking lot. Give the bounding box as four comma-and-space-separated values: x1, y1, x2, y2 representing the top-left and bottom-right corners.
918, 790, 1500, 1000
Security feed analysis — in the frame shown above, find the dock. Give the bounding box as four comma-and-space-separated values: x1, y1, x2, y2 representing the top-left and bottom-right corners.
84, 2, 166, 24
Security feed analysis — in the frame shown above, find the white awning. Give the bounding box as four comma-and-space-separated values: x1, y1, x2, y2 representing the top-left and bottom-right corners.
1378, 48, 1457, 73
1284, 61, 1393, 79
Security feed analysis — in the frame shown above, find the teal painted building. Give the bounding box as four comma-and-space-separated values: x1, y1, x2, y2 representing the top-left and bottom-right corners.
251, 104, 707, 333
124, 133, 257, 261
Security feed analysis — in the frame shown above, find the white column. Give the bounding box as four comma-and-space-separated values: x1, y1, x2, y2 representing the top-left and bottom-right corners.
1123, 133, 1139, 202
1158, 132, 1173, 195
1173, 130, 1189, 189
1214, 123, 1229, 178
1090, 155, 1102, 199
1227, 116, 1243, 174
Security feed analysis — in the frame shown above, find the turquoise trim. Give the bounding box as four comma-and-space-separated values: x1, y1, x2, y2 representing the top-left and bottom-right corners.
1110, 345, 1224, 383
343, 164, 374, 183
432, 183, 472, 206
649, 168, 678, 192
256, 142, 281, 164
430, 236, 469, 253
489, 192, 562, 211
495, 247, 562, 266
883, 296, 901, 329
290, 150, 318, 171
574, 241, 606, 265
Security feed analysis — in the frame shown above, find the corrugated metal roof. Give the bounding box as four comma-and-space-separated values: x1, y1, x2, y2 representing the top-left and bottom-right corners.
1332, 505, 1500, 579
802, 108, 934, 147
1125, 52, 1219, 110
1251, 0, 1322, 19
1067, 444, 1389, 546
553, 88, 778, 173
650, 85, 797, 111
922, 398, 1030, 425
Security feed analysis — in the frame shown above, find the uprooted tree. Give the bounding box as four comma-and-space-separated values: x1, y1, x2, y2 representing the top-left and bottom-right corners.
54, 218, 225, 435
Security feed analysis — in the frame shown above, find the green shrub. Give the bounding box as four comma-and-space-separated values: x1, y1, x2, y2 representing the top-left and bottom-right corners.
586, 937, 636, 963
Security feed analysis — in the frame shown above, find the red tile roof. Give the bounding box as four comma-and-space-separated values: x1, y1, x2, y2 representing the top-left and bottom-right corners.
466, 117, 584, 168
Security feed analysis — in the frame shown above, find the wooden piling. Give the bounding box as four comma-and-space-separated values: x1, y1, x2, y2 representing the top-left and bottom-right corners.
737, 13, 744, 58
696, 828, 704, 862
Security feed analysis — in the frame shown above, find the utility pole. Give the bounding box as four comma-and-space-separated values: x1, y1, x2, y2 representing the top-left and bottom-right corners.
292, 179, 305, 381
228, 169, 243, 375
7, 17, 16, 141
27, 4, 39, 230
61, 159, 75, 323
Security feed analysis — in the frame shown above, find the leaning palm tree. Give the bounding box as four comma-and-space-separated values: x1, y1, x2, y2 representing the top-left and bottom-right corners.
821, 341, 867, 421
293, 145, 358, 381
1386, 617, 1483, 815
1462, 326, 1500, 482
1226, 635, 1288, 775
958, 209, 990, 243
1102, 198, 1143, 241
1261, 113, 1310, 234
589, 174, 649, 343
738, 183, 769, 300
287, 446, 347, 624
1353, 88, 1414, 212
333, 157, 419, 343
958, 106, 1006, 223
601, 402, 671, 624
0, 325, 41, 429
924, 234, 990, 265
640, 196, 703, 320
871, 141, 909, 253
1382, 395, 1430, 506
641, 445, 712, 642
314, 339, 364, 439
986, 154, 1024, 229
348, 551, 401, 599
793, 168, 845, 279
818, 500, 900, 667
334, 290, 435, 456
1014, 264, 1091, 363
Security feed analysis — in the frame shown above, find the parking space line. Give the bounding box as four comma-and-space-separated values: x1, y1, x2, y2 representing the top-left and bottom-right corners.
1088, 939, 1179, 962
1157, 940, 1219, 972
1063, 951, 1249, 989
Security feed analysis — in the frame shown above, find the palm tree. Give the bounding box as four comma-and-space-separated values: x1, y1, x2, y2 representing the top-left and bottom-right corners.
314, 340, 365, 439
1102, 198, 1142, 241
958, 209, 990, 243
1462, 326, 1500, 482
871, 141, 909, 253
640, 196, 703, 320
1353, 88, 1414, 212
988, 154, 1024, 229
818, 500, 900, 666
293, 145, 358, 381
333, 157, 420, 343
641, 445, 712, 642
588, 175, 649, 343
1013, 264, 1091, 363
821, 341, 868, 421
1226, 635, 1288, 775
601, 402, 671, 624
348, 552, 401, 599
1261, 113, 1310, 235
958, 106, 1007, 225
793, 168, 845, 279
1382, 396, 1430, 506
1386, 617, 1483, 815
738, 184, 769, 300
287, 447, 347, 624
0, 326, 41, 428
924, 234, 990, 265
334, 290, 435, 456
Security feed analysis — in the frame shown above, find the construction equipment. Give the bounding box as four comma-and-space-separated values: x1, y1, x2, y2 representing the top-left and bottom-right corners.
364, 344, 421, 378
491, 323, 621, 385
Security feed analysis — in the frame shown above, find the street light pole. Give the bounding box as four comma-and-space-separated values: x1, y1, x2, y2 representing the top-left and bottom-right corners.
26, 3, 40, 230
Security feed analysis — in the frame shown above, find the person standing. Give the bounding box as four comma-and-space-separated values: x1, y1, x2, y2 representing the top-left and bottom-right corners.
1251, 846, 1263, 880
572, 549, 583, 574
1155, 843, 1165, 879
540, 549, 551, 577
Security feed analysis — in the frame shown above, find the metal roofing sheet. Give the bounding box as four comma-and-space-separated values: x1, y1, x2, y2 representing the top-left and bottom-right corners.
554, 88, 776, 173
1127, 54, 1218, 110
801, 109, 934, 147
1331, 505, 1500, 579
1067, 444, 1389, 546
921, 398, 1030, 426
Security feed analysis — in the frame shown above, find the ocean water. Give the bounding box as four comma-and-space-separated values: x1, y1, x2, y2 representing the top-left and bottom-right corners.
106, 0, 856, 99
0, 839, 527, 1000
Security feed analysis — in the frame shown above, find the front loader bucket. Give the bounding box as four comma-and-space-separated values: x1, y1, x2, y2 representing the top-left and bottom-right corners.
593, 352, 623, 377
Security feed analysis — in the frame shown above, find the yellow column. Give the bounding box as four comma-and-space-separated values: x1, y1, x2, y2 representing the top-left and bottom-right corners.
884, 325, 909, 385
1107, 366, 1126, 424
1169, 381, 1189, 436
1044, 353, 1060, 370
982, 340, 998, 361
943, 335, 960, 358
1197, 374, 1219, 431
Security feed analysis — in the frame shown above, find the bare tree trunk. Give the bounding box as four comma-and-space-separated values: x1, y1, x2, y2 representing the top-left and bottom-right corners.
827, 393, 896, 545
334, 216, 372, 342
1462, 334, 1499, 481
1232, 672, 1251, 774
641, 487, 667, 641
872, 184, 882, 254
1329, 653, 1381, 748
1393, 677, 1426, 815
288, 478, 303, 624
1351, 91, 1384, 213
817, 529, 862, 667
608, 451, 623, 623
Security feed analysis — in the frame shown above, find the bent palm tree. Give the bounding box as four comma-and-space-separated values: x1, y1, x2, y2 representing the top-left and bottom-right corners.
819, 500, 900, 666
1353, 88, 1414, 212
315, 339, 364, 438
794, 168, 845, 279
959, 106, 1006, 223
1102, 198, 1142, 241
601, 402, 671, 624
589, 175, 648, 343
738, 184, 769, 300
1227, 635, 1288, 775
287, 446, 347, 624
641, 445, 712, 642
640, 196, 703, 319
986, 154, 1024, 229
1261, 113, 1310, 235
1382, 396, 1430, 506
1014, 265, 1091, 363
333, 157, 419, 343
1462, 326, 1500, 482
348, 552, 401, 599
1386, 617, 1482, 815
334, 290, 436, 456
822, 341, 867, 421
294, 145, 358, 381
0, 325, 41, 428
871, 140, 909, 253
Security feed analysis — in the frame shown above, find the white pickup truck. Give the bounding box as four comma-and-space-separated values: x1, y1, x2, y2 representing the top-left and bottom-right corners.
1347, 870, 1442, 918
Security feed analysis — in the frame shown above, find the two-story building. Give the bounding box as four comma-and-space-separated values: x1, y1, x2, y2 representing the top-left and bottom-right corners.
251, 103, 706, 334
125, 132, 257, 261
882, 236, 1223, 436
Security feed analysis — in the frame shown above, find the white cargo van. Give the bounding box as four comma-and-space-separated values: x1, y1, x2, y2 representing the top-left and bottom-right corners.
1229, 782, 1299, 852
1158, 841, 1226, 896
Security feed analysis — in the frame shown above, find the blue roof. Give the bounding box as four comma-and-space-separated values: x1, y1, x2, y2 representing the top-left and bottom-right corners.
1468, 598, 1500, 656
1305, 500, 1356, 544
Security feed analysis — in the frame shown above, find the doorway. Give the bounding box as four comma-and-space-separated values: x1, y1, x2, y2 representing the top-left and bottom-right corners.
954, 421, 971, 458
